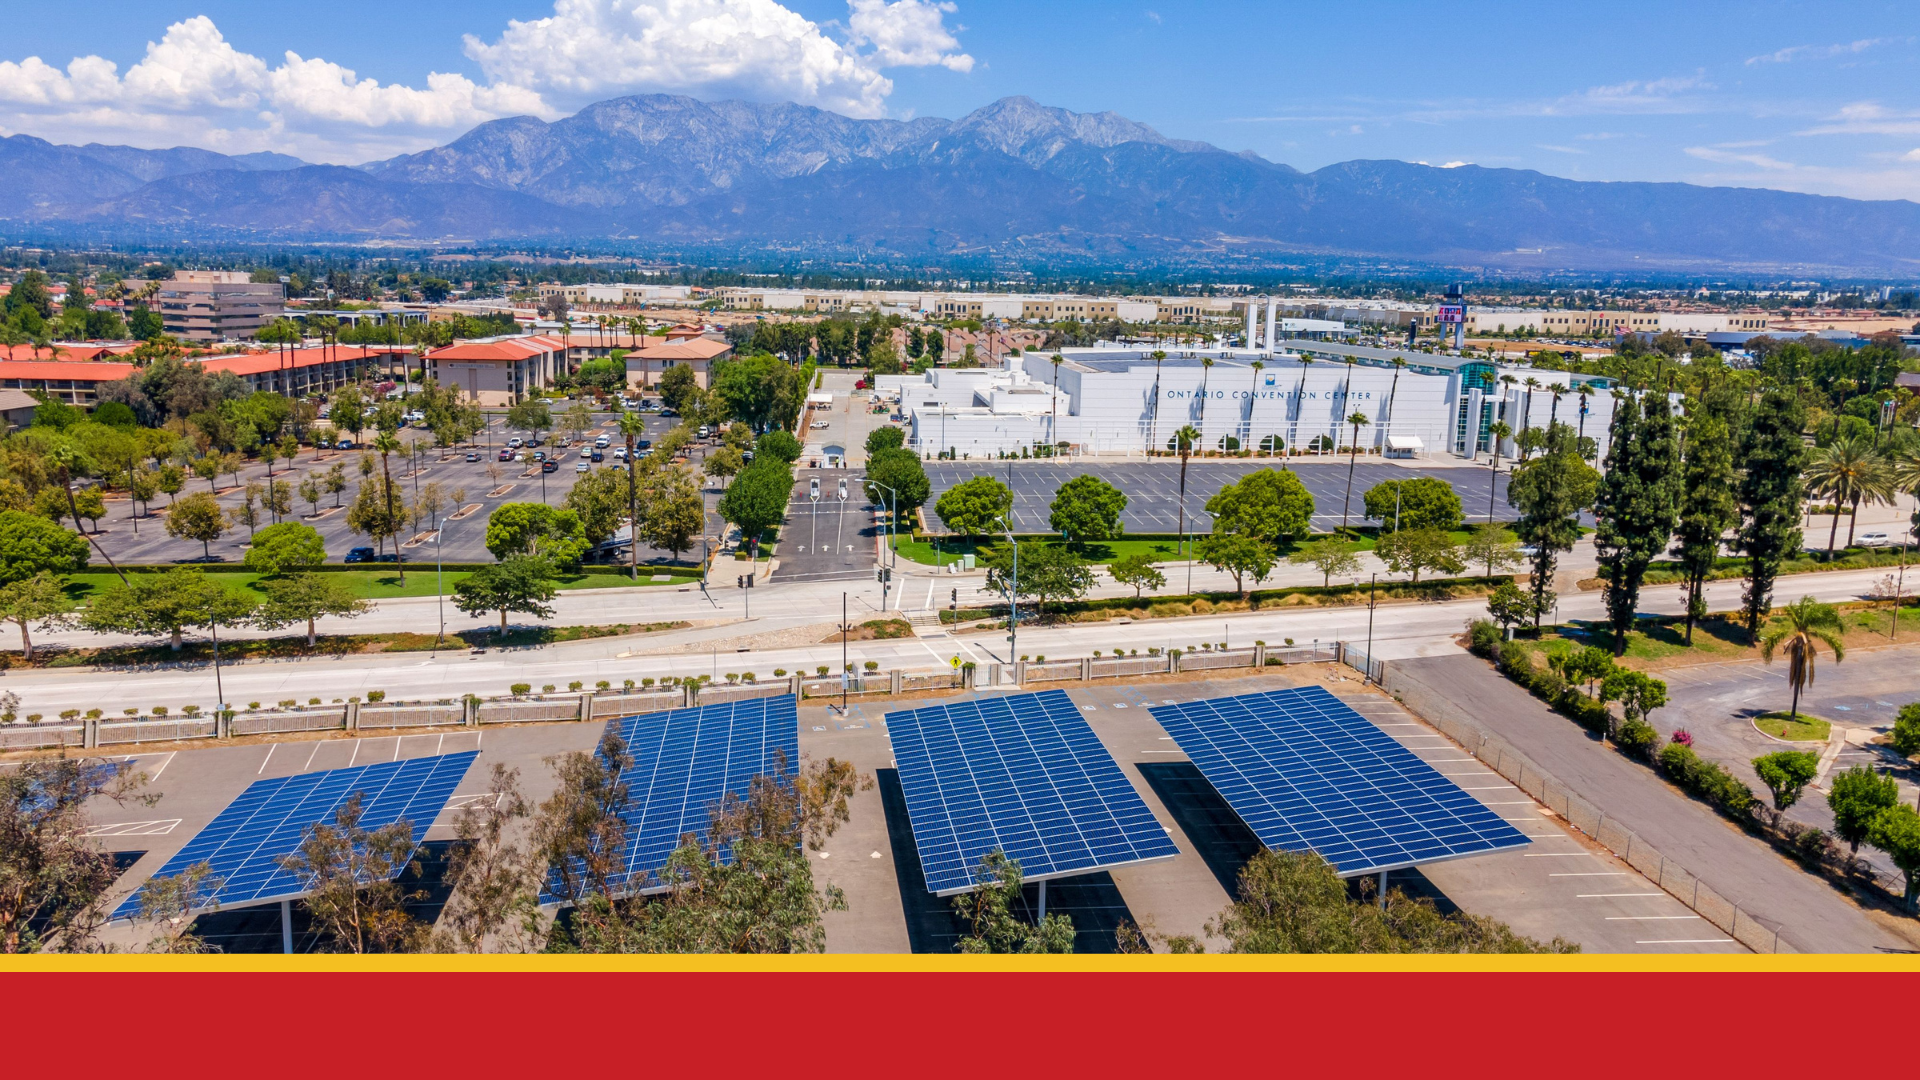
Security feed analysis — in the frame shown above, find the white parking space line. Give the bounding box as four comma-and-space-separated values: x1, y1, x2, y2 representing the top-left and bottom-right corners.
302, 742, 323, 771
1606, 915, 1702, 921
1551, 872, 1628, 877
1524, 853, 1592, 857
257, 744, 276, 775
148, 751, 178, 780
1639, 938, 1736, 945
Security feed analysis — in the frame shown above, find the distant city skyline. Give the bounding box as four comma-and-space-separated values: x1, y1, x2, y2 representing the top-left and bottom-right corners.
4, 1, 1920, 201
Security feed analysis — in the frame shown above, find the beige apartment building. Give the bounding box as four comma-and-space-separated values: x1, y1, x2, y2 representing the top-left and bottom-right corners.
158, 271, 285, 342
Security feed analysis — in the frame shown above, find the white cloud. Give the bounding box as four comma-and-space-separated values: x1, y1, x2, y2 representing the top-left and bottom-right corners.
1746, 37, 1901, 65
1684, 145, 1796, 170
463, 0, 972, 119
0, 2, 975, 161
1797, 101, 1920, 138
849, 0, 974, 72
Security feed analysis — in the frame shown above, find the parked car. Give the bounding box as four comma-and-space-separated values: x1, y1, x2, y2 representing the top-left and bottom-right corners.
336, 438, 356, 450
1858, 532, 1892, 547
406, 411, 426, 423
513, 451, 526, 462
465, 452, 481, 462
636, 439, 651, 450
498, 448, 514, 461
542, 460, 559, 473
659, 407, 678, 418
697, 425, 711, 439
594, 435, 611, 448
590, 449, 604, 462
344, 546, 375, 564
575, 461, 590, 473
507, 437, 524, 449
612, 446, 627, 460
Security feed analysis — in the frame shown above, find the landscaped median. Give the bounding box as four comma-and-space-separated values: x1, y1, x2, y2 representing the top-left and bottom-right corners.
62, 562, 704, 602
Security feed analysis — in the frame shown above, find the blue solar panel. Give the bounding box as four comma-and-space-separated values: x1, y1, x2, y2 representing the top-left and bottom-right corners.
112, 751, 478, 919
1150, 686, 1529, 876
885, 689, 1178, 895
546, 696, 799, 900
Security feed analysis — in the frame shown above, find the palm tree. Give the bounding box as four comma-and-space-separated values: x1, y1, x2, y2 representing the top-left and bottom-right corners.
373, 428, 406, 584
1575, 387, 1591, 446
1485, 421, 1512, 522
1245, 360, 1264, 454
1291, 356, 1314, 459
1147, 349, 1167, 455
1548, 387, 1564, 426
1340, 411, 1371, 529
1843, 445, 1897, 548
1173, 424, 1200, 554
1519, 377, 1541, 456
1759, 596, 1845, 720
1383, 356, 1406, 429
1196, 356, 1216, 450
1803, 435, 1883, 558
1049, 353, 1064, 453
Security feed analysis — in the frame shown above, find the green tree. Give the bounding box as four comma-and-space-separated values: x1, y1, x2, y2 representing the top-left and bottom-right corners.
133, 861, 223, 954
0, 758, 150, 953
1460, 522, 1524, 579
241, 522, 325, 576
1736, 388, 1808, 639
1205, 849, 1575, 954
1171, 424, 1201, 553
346, 476, 407, 557
485, 502, 588, 566
717, 459, 792, 557
1048, 474, 1128, 544
984, 542, 1094, 618
656, 364, 701, 414
1486, 579, 1541, 633
1287, 536, 1361, 587
1757, 596, 1844, 721
1506, 422, 1600, 629
564, 468, 630, 549
1892, 703, 1920, 759
259, 573, 369, 647
0, 509, 89, 586
452, 555, 559, 633
951, 850, 1076, 954
1363, 477, 1462, 533
433, 764, 542, 954
1195, 531, 1275, 597
641, 466, 705, 565
1828, 765, 1899, 854
1593, 393, 1682, 654
165, 491, 228, 560
80, 567, 256, 651
1671, 389, 1741, 645
0, 572, 75, 660
559, 400, 595, 445
1339, 411, 1371, 528
1108, 552, 1166, 599
864, 426, 906, 457
711, 354, 803, 431
1869, 804, 1920, 911
1373, 527, 1464, 584
1204, 469, 1313, 547
275, 793, 429, 953
1752, 751, 1820, 811
505, 398, 553, 445
758, 429, 803, 464
934, 476, 1012, 536
864, 447, 930, 526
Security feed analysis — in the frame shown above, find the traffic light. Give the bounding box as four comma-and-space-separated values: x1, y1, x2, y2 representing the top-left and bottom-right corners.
950, 589, 958, 606
737, 575, 744, 588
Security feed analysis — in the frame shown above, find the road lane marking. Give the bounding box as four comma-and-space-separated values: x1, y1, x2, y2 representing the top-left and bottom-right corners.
257, 743, 277, 774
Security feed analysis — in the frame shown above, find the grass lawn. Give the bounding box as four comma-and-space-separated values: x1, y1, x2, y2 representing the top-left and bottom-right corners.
1755, 712, 1832, 742
65, 567, 703, 602
890, 535, 1191, 567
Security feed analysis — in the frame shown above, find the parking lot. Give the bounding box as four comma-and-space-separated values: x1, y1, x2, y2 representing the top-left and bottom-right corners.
78, 664, 1735, 954
921, 459, 1516, 535
85, 406, 723, 567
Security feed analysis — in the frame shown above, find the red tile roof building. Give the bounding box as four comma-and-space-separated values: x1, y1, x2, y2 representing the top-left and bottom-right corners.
0, 360, 141, 404
195, 345, 411, 396
426, 334, 570, 406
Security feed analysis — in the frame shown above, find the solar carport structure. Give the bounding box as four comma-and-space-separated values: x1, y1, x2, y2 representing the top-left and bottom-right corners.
1150, 686, 1528, 895
113, 751, 479, 951
544, 696, 800, 901
884, 690, 1176, 911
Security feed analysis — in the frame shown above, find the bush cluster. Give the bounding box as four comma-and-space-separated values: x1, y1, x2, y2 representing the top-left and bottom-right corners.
1656, 743, 1757, 818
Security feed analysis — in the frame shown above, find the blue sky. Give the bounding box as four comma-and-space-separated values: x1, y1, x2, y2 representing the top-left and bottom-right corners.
6, 1, 1920, 200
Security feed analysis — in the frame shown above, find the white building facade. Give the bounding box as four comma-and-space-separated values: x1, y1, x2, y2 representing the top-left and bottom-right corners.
898, 347, 1627, 462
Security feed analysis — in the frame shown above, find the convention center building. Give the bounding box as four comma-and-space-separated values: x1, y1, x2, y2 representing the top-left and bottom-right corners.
887, 343, 1627, 462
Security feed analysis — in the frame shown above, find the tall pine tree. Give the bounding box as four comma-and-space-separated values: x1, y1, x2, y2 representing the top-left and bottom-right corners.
1736, 387, 1808, 640
1507, 421, 1601, 629
1593, 391, 1681, 654
1671, 384, 1741, 645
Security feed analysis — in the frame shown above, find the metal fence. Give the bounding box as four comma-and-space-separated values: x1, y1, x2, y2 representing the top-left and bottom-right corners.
97, 718, 217, 745
231, 709, 348, 736
1177, 648, 1259, 671
1341, 644, 1385, 683
1267, 643, 1340, 665
356, 704, 465, 730
0, 724, 81, 750
476, 701, 581, 725
591, 692, 681, 718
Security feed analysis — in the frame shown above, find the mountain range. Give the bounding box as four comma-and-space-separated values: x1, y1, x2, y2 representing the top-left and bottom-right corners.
3, 94, 1918, 273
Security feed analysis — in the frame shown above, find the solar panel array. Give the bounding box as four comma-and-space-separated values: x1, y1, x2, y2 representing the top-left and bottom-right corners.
112, 751, 478, 919
546, 695, 799, 900
1150, 686, 1529, 876
885, 689, 1177, 895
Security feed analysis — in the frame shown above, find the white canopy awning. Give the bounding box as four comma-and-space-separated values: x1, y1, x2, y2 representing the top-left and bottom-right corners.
1385, 435, 1424, 450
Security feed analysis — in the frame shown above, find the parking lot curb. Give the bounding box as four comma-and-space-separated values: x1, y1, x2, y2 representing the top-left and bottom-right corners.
1380, 659, 1787, 953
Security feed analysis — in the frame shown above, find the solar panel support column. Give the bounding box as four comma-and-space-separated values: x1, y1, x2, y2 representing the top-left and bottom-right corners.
281, 899, 293, 954
1377, 871, 1387, 909
1036, 880, 1047, 922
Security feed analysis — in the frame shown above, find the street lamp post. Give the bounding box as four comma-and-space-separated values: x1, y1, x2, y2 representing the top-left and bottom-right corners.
434, 526, 446, 647
1000, 518, 1019, 677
